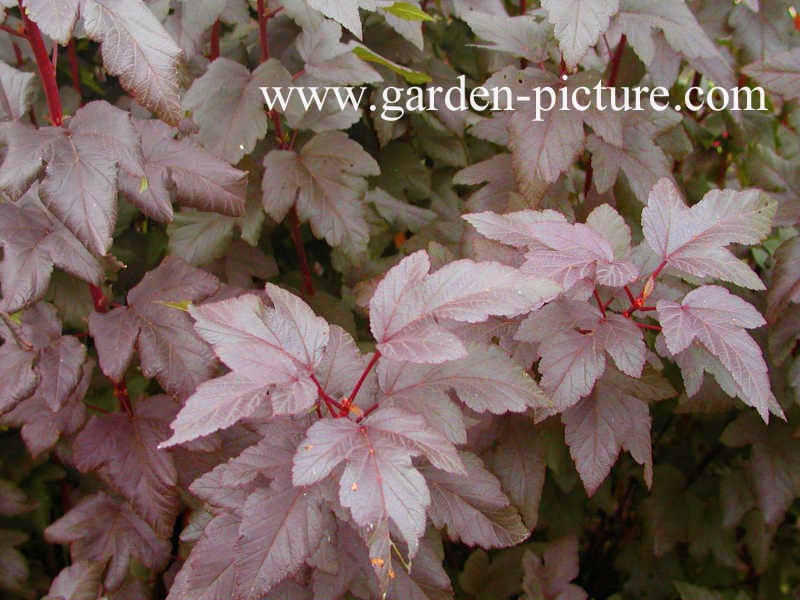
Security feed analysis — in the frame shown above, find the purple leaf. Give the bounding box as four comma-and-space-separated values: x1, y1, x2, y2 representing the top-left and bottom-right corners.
167, 512, 239, 600
657, 285, 777, 422
294, 407, 463, 554
162, 284, 330, 444
422, 452, 528, 547
0, 62, 36, 121
522, 535, 587, 600
562, 382, 652, 496
234, 485, 329, 600
25, 0, 79, 44
72, 395, 180, 536
89, 257, 220, 397
2, 359, 90, 458
262, 131, 379, 254
0, 186, 102, 313
491, 417, 547, 530
184, 58, 290, 163
160, 373, 271, 448
643, 178, 776, 289
377, 343, 548, 415
42, 561, 104, 600
767, 237, 800, 323
45, 492, 170, 591
119, 119, 248, 222
370, 250, 559, 363
8, 101, 144, 255
81, 0, 183, 124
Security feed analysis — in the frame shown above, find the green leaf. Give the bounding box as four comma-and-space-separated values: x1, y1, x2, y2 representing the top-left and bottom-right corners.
352, 46, 432, 84
384, 2, 434, 22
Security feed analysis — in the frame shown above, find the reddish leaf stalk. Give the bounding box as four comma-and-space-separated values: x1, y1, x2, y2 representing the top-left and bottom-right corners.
257, 0, 269, 61
606, 35, 627, 88
256, 2, 283, 63
20, 2, 63, 126
114, 381, 133, 417
289, 207, 315, 297
353, 352, 382, 422
0, 23, 24, 38
584, 35, 627, 200
593, 290, 607, 318
89, 284, 108, 313
350, 351, 380, 404
67, 39, 81, 98
209, 20, 221, 61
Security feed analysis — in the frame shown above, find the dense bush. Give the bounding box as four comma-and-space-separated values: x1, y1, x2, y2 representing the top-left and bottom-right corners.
1, 0, 799, 598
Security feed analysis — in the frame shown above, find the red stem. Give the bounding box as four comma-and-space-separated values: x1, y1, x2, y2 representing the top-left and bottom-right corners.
257, 0, 269, 62
593, 290, 607, 318
21, 2, 62, 126
67, 39, 81, 98
519, 0, 527, 14
607, 35, 627, 88
350, 351, 380, 404
623, 285, 636, 306
585, 36, 627, 198
289, 207, 315, 297
0, 23, 24, 38
89, 284, 107, 313
636, 323, 662, 332
115, 381, 133, 417
209, 21, 220, 61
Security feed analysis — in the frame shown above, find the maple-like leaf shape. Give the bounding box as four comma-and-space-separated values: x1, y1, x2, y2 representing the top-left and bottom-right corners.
767, 237, 800, 323
0, 186, 102, 313
234, 485, 329, 600
657, 285, 777, 422
217, 420, 307, 488
721, 414, 800, 526
167, 512, 239, 600
743, 47, 800, 102
542, 0, 619, 69
377, 343, 548, 415
119, 119, 247, 223
611, 0, 735, 90
461, 12, 549, 61
81, 0, 183, 124
385, 533, 453, 600
422, 452, 528, 548
72, 395, 180, 536
45, 492, 170, 591
522, 536, 588, 600
516, 301, 646, 416
0, 302, 86, 415
465, 208, 638, 293
305, 0, 374, 39
643, 178, 775, 289
369, 250, 560, 363
0, 62, 35, 122
297, 20, 381, 85
262, 131, 379, 254
490, 417, 546, 530
586, 108, 678, 204
184, 58, 290, 164
161, 285, 329, 446
562, 382, 652, 496
2, 359, 90, 458
42, 560, 104, 600
293, 407, 464, 555
89, 257, 220, 397
25, 0, 79, 44
0, 101, 144, 255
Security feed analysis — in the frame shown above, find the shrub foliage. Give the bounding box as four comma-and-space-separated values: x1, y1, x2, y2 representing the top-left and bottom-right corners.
0, 1, 799, 599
